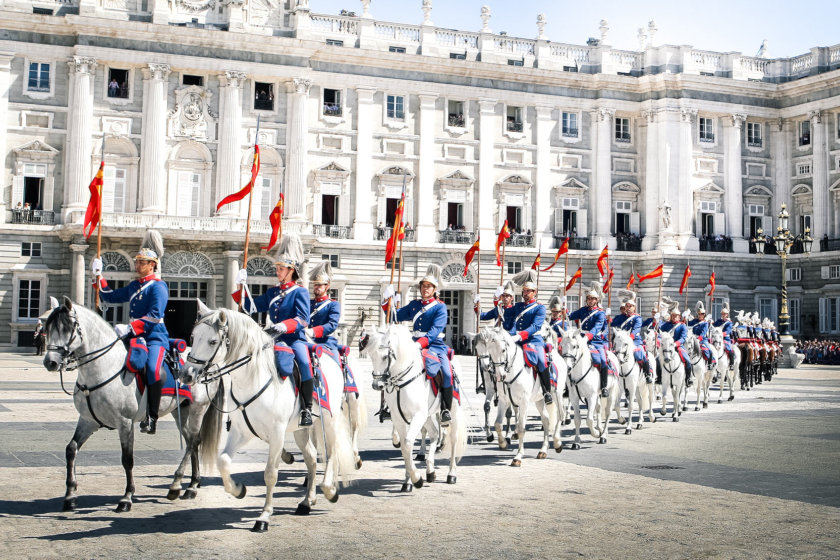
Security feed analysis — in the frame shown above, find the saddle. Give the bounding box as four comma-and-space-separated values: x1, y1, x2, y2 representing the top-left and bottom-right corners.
126, 337, 192, 401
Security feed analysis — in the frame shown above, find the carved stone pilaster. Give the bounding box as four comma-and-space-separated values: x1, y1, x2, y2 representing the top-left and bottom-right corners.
68, 56, 97, 75
219, 70, 247, 89
730, 113, 747, 128
290, 77, 312, 95
597, 107, 615, 122
143, 63, 171, 81
808, 110, 821, 123
680, 108, 697, 123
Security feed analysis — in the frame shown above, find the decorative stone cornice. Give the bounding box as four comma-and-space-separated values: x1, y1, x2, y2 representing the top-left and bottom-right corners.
290, 77, 312, 95
808, 110, 821, 123
219, 71, 247, 88
680, 108, 697, 123
143, 63, 171, 81
597, 107, 615, 122
730, 113, 747, 128
68, 56, 97, 75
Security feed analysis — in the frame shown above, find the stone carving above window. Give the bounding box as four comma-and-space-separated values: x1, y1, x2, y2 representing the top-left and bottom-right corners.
441, 262, 475, 284
175, 0, 216, 13
162, 251, 215, 277
247, 257, 275, 277
168, 86, 216, 142
102, 251, 132, 272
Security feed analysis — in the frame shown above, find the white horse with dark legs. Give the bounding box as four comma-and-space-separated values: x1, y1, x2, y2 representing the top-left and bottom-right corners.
181, 302, 354, 532
559, 327, 620, 447
611, 330, 654, 433
478, 327, 561, 466
41, 297, 223, 513
658, 331, 687, 421
709, 325, 738, 403
362, 324, 467, 489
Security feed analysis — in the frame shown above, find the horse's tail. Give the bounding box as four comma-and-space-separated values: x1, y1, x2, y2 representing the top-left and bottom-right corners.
346, 363, 368, 434
330, 403, 357, 487
198, 378, 224, 474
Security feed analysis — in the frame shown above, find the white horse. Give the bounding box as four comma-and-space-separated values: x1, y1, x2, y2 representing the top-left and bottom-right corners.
362, 324, 467, 489
181, 302, 354, 532
338, 352, 368, 470
42, 297, 223, 512
658, 330, 688, 421
709, 325, 737, 403
611, 329, 655, 433
642, 329, 660, 415
684, 332, 709, 411
478, 327, 562, 466
467, 333, 512, 443
559, 327, 621, 447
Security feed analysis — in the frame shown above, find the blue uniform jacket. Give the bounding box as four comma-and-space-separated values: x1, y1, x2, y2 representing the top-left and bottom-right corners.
395, 298, 449, 350
568, 305, 607, 345
480, 305, 515, 332
550, 319, 570, 339
687, 318, 710, 340
611, 313, 643, 344
99, 274, 169, 345
309, 296, 341, 350
238, 281, 309, 344
507, 300, 546, 344
713, 319, 733, 341
659, 320, 688, 345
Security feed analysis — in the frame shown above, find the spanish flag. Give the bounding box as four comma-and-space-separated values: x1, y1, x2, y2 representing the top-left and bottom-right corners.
495, 220, 511, 266
385, 189, 406, 265
542, 237, 569, 272
626, 273, 635, 290
531, 253, 541, 270
82, 160, 104, 239
565, 267, 582, 291
637, 264, 664, 283
463, 237, 479, 277
261, 193, 284, 251
217, 144, 260, 211
707, 271, 716, 297
596, 244, 609, 276
679, 264, 692, 294
603, 267, 615, 293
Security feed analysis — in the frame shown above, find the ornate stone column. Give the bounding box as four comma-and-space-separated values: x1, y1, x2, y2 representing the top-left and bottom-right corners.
415, 93, 438, 244
725, 113, 747, 252
477, 99, 497, 243
224, 249, 240, 310
641, 109, 659, 250
534, 105, 553, 246
593, 107, 614, 248
353, 87, 375, 241
771, 118, 792, 220
63, 56, 97, 221
810, 110, 829, 239
70, 243, 88, 305
0, 52, 12, 221
139, 63, 170, 215
284, 77, 311, 230
678, 108, 697, 250
215, 71, 247, 217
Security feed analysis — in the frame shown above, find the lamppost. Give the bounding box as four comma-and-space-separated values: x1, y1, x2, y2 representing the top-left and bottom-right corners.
753, 203, 813, 366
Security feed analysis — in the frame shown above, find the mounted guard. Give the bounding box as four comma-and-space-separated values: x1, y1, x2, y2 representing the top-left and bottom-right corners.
476, 280, 516, 330
305, 260, 356, 387
548, 295, 570, 341
610, 289, 652, 383
658, 297, 694, 387
506, 269, 553, 405
688, 300, 717, 370
568, 281, 611, 398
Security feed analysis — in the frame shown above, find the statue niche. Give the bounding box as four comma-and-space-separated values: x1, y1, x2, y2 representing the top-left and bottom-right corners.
168, 86, 216, 142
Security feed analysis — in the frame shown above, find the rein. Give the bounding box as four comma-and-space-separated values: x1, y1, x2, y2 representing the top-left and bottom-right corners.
371, 339, 431, 425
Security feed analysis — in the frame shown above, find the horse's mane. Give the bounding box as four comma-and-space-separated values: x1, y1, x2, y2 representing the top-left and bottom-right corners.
212, 309, 273, 358
46, 300, 115, 347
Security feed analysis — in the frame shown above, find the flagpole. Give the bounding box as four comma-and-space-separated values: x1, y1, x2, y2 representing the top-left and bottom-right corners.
657, 262, 664, 328
578, 255, 583, 306
683, 260, 690, 314
475, 242, 481, 390
562, 250, 569, 298
94, 135, 105, 312
536, 239, 542, 293
239, 116, 260, 312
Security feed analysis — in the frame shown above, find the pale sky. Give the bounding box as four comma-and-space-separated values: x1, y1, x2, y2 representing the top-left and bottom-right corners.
311, 0, 839, 59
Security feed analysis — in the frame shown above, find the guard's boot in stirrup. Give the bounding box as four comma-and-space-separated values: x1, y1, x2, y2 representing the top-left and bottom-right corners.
538, 368, 553, 404
684, 360, 694, 387
143, 380, 162, 435
642, 360, 653, 384
599, 366, 609, 398
440, 385, 453, 427
299, 379, 314, 427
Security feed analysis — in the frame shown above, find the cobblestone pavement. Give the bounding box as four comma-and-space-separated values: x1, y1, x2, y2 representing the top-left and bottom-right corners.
1, 352, 838, 559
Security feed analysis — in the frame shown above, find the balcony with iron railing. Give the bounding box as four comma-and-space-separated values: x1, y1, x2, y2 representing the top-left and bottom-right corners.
699, 236, 734, 253
374, 226, 415, 242
312, 224, 352, 239
11, 209, 56, 225
819, 237, 840, 252
615, 234, 643, 252
438, 229, 476, 244
555, 236, 590, 250
505, 233, 533, 247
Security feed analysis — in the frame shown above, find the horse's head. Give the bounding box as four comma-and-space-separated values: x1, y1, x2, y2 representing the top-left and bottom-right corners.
181, 300, 231, 385
709, 325, 723, 347
559, 327, 585, 370
659, 330, 676, 358
612, 329, 633, 360
363, 325, 418, 391
43, 297, 82, 372
479, 326, 514, 380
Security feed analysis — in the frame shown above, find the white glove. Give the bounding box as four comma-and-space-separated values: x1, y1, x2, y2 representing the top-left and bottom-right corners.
267, 323, 288, 336
382, 284, 395, 303
393, 293, 401, 306
681, 310, 691, 320
115, 324, 132, 339
560, 296, 567, 307
494, 285, 504, 298
605, 307, 612, 316
474, 294, 481, 304
91, 257, 103, 277
654, 313, 661, 321
236, 268, 248, 285
304, 327, 315, 338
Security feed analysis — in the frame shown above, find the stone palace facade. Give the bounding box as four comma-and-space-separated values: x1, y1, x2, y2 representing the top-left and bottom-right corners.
1, 0, 839, 348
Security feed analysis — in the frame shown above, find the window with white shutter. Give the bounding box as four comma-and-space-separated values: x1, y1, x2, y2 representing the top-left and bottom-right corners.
103, 167, 127, 213
176, 171, 201, 217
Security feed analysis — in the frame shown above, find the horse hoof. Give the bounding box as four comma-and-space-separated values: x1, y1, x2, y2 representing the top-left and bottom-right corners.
511, 459, 521, 467
564, 418, 572, 425
355, 459, 363, 470
327, 490, 339, 504
682, 406, 688, 412
235, 485, 247, 499
635, 424, 642, 430
415, 478, 424, 489
659, 410, 666, 416
62, 498, 76, 512
625, 428, 632, 435
182, 489, 197, 500
252, 521, 269, 533
505, 437, 512, 447
426, 472, 436, 483
571, 443, 581, 450
446, 475, 457, 484
511, 433, 519, 440
166, 489, 180, 501
555, 445, 563, 454
295, 503, 311, 515
115, 501, 131, 513
703, 402, 708, 409
392, 441, 401, 449
415, 453, 425, 462
728, 395, 735, 401
400, 483, 413, 493
536, 452, 547, 459
694, 407, 700, 412
673, 417, 680, 422
718, 400, 722, 404
652, 417, 657, 423
486, 434, 494, 443
598, 437, 607, 444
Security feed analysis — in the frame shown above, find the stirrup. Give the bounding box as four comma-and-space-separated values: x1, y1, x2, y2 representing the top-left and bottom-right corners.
600, 388, 609, 398
476, 383, 486, 395
542, 391, 553, 405
299, 409, 313, 427
440, 409, 452, 427
140, 416, 150, 433
145, 418, 157, 435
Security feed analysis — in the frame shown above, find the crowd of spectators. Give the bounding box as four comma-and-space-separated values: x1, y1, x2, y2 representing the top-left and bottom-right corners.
795, 339, 840, 365
615, 231, 642, 251
700, 234, 733, 252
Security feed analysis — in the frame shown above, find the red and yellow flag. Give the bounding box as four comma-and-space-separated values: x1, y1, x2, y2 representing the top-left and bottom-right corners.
494, 220, 511, 266
626, 273, 636, 290
463, 237, 480, 277
603, 267, 615, 293
82, 160, 104, 240
596, 244, 609, 276
385, 191, 405, 265
707, 271, 716, 297
637, 264, 664, 283
531, 253, 541, 270
565, 267, 582, 292
261, 193, 284, 251
679, 264, 692, 294
217, 145, 260, 212
542, 237, 569, 272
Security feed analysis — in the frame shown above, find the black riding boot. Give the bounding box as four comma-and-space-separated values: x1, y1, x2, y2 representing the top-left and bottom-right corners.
642, 360, 653, 383
684, 359, 694, 387
656, 360, 662, 385
537, 367, 553, 404
299, 378, 314, 427
599, 365, 609, 398
440, 385, 453, 426
142, 381, 162, 434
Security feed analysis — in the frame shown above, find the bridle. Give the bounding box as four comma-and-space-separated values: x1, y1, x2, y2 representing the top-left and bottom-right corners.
184, 320, 251, 383
659, 335, 683, 375
613, 333, 638, 378
370, 335, 422, 391
562, 334, 594, 388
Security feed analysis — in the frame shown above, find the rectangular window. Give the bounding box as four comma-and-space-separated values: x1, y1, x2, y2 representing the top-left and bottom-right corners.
789, 298, 800, 333
800, 120, 810, 146
567, 295, 580, 310
21, 242, 42, 257
326, 39, 344, 47
506, 106, 523, 132
797, 162, 811, 176
18, 279, 41, 319
258, 177, 273, 220
449, 52, 466, 60
103, 280, 127, 324
182, 74, 204, 86
759, 297, 775, 324
507, 59, 524, 67
562, 112, 578, 137
254, 82, 274, 111
711, 299, 726, 320
322, 253, 340, 268
321, 194, 339, 225
615, 117, 631, 142
447, 100, 465, 127
699, 117, 715, 142
33, 7, 53, 14
169, 281, 209, 300
788, 267, 802, 282
323, 88, 342, 117
103, 167, 127, 213
386, 94, 405, 120
447, 202, 464, 229
28, 62, 50, 92
747, 122, 762, 147
799, 215, 812, 234
749, 204, 765, 216
507, 261, 522, 275
176, 171, 201, 217
830, 265, 840, 279
562, 65, 578, 72
388, 46, 406, 53
107, 69, 129, 99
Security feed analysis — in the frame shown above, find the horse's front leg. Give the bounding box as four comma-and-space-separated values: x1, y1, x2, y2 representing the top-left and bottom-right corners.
423, 418, 439, 483
624, 379, 635, 435
252, 427, 287, 532
493, 397, 508, 450
293, 429, 319, 514
571, 399, 583, 449
398, 414, 426, 491
510, 398, 528, 466
63, 418, 99, 511
168, 404, 198, 500
217, 420, 252, 500
115, 420, 135, 513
